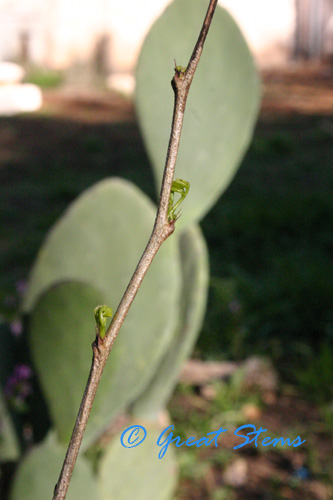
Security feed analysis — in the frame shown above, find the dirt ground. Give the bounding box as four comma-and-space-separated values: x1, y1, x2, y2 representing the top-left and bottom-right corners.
172, 387, 332, 500
36, 64, 333, 124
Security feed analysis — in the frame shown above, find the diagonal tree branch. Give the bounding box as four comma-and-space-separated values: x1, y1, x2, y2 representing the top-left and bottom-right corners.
52, 1, 218, 498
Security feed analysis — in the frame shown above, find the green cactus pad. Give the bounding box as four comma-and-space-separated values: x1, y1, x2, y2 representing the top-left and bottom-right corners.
26, 179, 181, 446
29, 281, 104, 444
98, 424, 177, 500
0, 391, 20, 462
132, 224, 209, 419
10, 433, 101, 500
28, 277, 181, 447
136, 0, 260, 228
0, 321, 20, 461
23, 178, 180, 315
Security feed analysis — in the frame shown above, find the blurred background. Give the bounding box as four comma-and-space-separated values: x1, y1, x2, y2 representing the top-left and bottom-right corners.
0, 0, 333, 499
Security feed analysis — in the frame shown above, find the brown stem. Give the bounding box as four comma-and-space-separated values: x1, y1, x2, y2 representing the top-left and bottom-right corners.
52, 1, 218, 498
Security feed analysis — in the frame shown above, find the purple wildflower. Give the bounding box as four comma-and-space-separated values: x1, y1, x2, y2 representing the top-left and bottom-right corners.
10, 319, 23, 337
16, 280, 27, 297
4, 364, 33, 413
228, 299, 241, 314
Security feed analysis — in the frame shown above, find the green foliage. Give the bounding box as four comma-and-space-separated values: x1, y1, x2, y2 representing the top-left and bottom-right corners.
197, 117, 333, 363
198, 277, 247, 360
136, 0, 260, 229
132, 224, 209, 419
199, 246, 333, 367
94, 304, 113, 339
212, 487, 236, 500
168, 179, 190, 222
23, 178, 181, 316
29, 281, 105, 444
4, 1, 261, 497
295, 343, 333, 405
171, 371, 260, 439
210, 370, 261, 428
321, 404, 333, 435
26, 179, 182, 447
0, 391, 20, 461
98, 426, 177, 500
0, 321, 20, 461
25, 67, 64, 89
10, 433, 101, 500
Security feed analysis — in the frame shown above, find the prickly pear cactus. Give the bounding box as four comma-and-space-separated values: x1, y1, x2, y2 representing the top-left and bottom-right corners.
26, 179, 182, 447
0, 321, 20, 461
10, 433, 101, 500
29, 281, 105, 444
5, 2, 261, 499
98, 424, 177, 500
132, 224, 209, 419
0, 391, 20, 462
23, 178, 181, 317
136, 0, 260, 229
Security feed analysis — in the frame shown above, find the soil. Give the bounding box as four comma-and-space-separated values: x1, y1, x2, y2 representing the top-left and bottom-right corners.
39, 64, 333, 123
171, 389, 332, 500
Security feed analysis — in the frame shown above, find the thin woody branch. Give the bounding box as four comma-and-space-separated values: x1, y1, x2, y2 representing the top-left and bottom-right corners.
52, 1, 218, 498
157, 0, 218, 223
